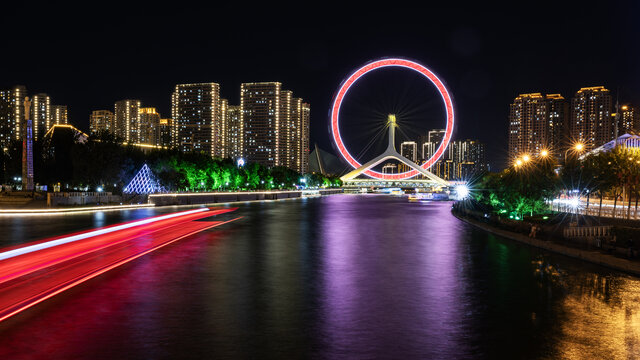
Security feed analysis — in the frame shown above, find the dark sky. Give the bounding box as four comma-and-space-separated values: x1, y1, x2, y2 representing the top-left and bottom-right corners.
1, 2, 638, 170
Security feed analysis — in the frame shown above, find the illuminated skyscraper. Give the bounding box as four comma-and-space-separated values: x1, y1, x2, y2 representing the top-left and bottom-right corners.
400, 141, 417, 162
31, 93, 51, 141
279, 90, 293, 168
171, 83, 221, 156
0, 85, 26, 149
225, 105, 243, 159
240, 82, 309, 171
156, 118, 173, 147
570, 86, 612, 150
545, 94, 567, 159
219, 98, 228, 158
114, 100, 140, 143
508, 93, 568, 161
241, 82, 282, 168
52, 105, 68, 125
616, 103, 639, 135
89, 110, 114, 134
299, 101, 310, 173
138, 107, 160, 145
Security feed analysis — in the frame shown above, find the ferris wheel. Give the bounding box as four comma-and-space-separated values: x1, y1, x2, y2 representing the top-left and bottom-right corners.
331, 58, 454, 184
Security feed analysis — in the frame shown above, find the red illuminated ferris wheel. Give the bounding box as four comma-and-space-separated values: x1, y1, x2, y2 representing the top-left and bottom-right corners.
331, 58, 454, 183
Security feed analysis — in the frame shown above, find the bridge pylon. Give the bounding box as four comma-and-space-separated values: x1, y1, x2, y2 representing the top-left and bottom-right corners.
340, 114, 449, 187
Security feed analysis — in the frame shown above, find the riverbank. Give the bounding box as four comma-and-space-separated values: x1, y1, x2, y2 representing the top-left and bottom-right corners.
0, 189, 344, 216
452, 209, 640, 276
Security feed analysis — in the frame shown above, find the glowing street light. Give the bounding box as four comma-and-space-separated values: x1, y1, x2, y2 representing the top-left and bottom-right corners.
540, 149, 549, 157
455, 184, 470, 199
522, 154, 530, 162
515, 159, 523, 167
237, 158, 245, 168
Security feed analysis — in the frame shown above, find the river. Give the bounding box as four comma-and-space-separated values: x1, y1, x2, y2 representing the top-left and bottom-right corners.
0, 195, 639, 359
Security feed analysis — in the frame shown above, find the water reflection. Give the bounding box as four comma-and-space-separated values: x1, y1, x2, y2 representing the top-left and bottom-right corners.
0, 196, 639, 359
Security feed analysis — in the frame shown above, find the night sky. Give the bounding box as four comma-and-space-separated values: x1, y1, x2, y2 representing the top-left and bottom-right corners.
1, 2, 638, 170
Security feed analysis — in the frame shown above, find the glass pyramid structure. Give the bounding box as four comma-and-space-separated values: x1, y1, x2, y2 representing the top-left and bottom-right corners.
123, 164, 165, 194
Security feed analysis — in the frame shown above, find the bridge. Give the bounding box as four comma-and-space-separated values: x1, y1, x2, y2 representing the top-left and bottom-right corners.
330, 58, 456, 191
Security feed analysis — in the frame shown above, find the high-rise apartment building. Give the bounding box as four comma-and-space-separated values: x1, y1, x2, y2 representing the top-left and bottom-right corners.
508, 93, 567, 161
0, 85, 26, 149
114, 100, 140, 143
400, 141, 417, 162
138, 107, 160, 145
89, 110, 114, 135
616, 104, 639, 135
225, 105, 243, 159
157, 118, 173, 147
508, 93, 546, 160
240, 82, 310, 172
52, 105, 68, 125
31, 93, 51, 140
171, 83, 221, 156
241, 82, 282, 168
299, 101, 310, 173
570, 86, 612, 150
219, 98, 228, 158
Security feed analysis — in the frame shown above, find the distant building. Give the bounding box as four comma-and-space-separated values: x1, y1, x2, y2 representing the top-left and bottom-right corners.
241, 82, 281, 168
219, 98, 229, 158
156, 118, 173, 147
225, 105, 243, 159
138, 107, 160, 145
401, 141, 417, 162
382, 163, 396, 174
0, 85, 26, 148
419, 130, 488, 180
299, 101, 310, 173
240, 82, 309, 172
616, 104, 639, 135
570, 86, 612, 151
31, 93, 51, 141
171, 83, 221, 156
89, 110, 114, 135
508, 93, 567, 162
52, 105, 68, 126
114, 100, 140, 143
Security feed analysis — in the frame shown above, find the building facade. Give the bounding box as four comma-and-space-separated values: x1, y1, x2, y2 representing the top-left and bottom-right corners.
138, 107, 160, 145
0, 85, 26, 149
570, 86, 612, 151
508, 93, 567, 162
89, 110, 114, 135
156, 118, 173, 147
52, 105, 68, 126
114, 100, 141, 143
239, 82, 309, 172
400, 141, 417, 162
171, 83, 221, 156
225, 105, 243, 159
241, 82, 281, 168
31, 93, 51, 141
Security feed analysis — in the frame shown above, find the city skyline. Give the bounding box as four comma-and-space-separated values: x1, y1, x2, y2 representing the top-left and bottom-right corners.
1, 3, 638, 170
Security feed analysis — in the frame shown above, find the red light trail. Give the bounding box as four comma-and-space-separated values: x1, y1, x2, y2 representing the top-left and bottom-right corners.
0, 207, 240, 323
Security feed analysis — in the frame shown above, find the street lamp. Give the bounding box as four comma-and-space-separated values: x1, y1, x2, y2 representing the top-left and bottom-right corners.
540, 149, 549, 157
522, 154, 530, 162
565, 143, 584, 162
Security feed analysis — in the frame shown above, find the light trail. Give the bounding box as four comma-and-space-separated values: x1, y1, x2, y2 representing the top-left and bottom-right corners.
0, 208, 240, 324
0, 208, 211, 261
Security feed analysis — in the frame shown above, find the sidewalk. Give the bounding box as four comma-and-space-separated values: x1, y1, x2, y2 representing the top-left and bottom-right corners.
453, 211, 640, 276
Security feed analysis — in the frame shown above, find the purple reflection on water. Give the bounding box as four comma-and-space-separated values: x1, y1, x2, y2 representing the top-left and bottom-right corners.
320, 195, 473, 358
